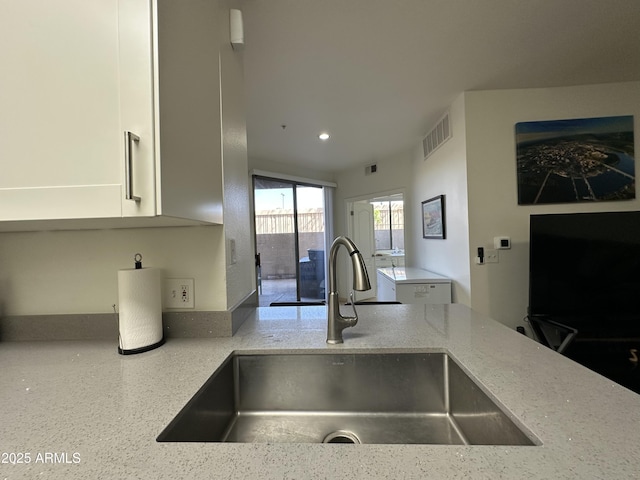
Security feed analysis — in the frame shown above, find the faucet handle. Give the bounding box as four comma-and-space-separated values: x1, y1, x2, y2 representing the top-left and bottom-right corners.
348, 291, 359, 319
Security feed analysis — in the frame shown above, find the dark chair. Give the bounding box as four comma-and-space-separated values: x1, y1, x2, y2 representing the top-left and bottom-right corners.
528, 316, 577, 354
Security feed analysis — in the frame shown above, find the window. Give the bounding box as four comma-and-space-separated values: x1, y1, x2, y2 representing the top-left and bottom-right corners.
371, 197, 404, 251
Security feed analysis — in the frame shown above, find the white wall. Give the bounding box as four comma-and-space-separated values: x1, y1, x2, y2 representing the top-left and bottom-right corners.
0, 226, 225, 316
465, 81, 640, 329
410, 94, 471, 305
248, 158, 336, 185
334, 150, 413, 237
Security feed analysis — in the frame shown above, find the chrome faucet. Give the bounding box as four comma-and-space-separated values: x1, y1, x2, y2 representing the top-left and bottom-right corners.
327, 236, 371, 344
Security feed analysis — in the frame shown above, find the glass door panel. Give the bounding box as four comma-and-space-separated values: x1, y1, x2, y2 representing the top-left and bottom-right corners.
253, 178, 326, 306
296, 185, 325, 301
254, 178, 297, 305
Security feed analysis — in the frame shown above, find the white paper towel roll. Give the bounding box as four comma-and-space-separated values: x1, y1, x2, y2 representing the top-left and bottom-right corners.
117, 267, 163, 354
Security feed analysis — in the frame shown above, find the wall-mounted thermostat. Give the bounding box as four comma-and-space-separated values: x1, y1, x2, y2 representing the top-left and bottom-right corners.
494, 236, 511, 249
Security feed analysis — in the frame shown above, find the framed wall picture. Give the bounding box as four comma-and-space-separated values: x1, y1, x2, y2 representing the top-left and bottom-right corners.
515, 115, 635, 204
422, 195, 446, 239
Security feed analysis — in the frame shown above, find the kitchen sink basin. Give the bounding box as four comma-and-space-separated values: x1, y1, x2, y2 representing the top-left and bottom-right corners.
157, 351, 538, 445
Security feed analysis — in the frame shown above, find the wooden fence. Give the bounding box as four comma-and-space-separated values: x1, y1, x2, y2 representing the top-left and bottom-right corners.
255, 209, 324, 234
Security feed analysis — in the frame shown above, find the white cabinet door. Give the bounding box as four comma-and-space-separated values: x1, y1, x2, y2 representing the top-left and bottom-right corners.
0, 0, 224, 226
118, 0, 157, 218
0, 0, 123, 220
118, 0, 224, 222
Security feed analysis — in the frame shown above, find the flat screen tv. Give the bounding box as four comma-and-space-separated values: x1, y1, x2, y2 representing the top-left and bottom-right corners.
529, 211, 640, 337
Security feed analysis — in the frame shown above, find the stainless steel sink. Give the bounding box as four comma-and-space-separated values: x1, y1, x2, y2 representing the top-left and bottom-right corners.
157, 351, 539, 445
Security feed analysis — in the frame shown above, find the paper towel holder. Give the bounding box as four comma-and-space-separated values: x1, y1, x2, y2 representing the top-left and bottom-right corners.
117, 253, 165, 355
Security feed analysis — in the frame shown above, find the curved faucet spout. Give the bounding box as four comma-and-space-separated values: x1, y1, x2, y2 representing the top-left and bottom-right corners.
327, 236, 371, 344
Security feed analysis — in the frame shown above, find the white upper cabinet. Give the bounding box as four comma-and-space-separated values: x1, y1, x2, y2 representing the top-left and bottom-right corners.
0, 0, 224, 228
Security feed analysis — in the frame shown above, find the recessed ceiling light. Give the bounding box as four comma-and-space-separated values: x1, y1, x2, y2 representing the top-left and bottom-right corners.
318, 132, 330, 141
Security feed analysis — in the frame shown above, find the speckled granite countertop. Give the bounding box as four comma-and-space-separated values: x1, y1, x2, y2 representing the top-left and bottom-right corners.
2, 304, 639, 479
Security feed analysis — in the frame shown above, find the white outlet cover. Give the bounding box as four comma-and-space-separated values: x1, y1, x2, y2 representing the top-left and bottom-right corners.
163, 278, 195, 309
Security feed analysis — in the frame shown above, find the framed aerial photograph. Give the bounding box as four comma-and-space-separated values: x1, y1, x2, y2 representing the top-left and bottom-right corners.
422, 195, 445, 239
515, 115, 635, 205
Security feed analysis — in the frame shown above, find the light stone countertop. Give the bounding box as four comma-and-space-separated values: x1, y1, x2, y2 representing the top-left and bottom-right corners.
1, 303, 640, 479
377, 267, 451, 284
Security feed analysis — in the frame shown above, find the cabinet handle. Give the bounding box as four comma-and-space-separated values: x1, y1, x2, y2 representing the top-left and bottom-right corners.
124, 131, 141, 202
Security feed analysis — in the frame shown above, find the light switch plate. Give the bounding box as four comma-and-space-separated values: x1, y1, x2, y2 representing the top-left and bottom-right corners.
229, 238, 237, 265
485, 249, 499, 263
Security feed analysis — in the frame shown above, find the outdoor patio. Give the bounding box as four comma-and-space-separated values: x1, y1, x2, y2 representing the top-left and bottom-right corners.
258, 278, 325, 306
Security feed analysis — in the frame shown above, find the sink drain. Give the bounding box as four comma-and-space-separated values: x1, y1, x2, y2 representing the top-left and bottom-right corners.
322, 430, 361, 444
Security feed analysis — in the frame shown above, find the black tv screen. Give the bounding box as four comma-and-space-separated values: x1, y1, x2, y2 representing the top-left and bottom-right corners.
529, 211, 640, 334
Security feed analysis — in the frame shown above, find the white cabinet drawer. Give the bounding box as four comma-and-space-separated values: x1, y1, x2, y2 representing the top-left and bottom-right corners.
374, 256, 393, 268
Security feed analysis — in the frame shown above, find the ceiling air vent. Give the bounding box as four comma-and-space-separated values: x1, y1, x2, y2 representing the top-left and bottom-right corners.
422, 111, 451, 160
365, 163, 378, 175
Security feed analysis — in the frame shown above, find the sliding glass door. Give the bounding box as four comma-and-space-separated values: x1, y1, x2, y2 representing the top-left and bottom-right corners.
253, 176, 326, 306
